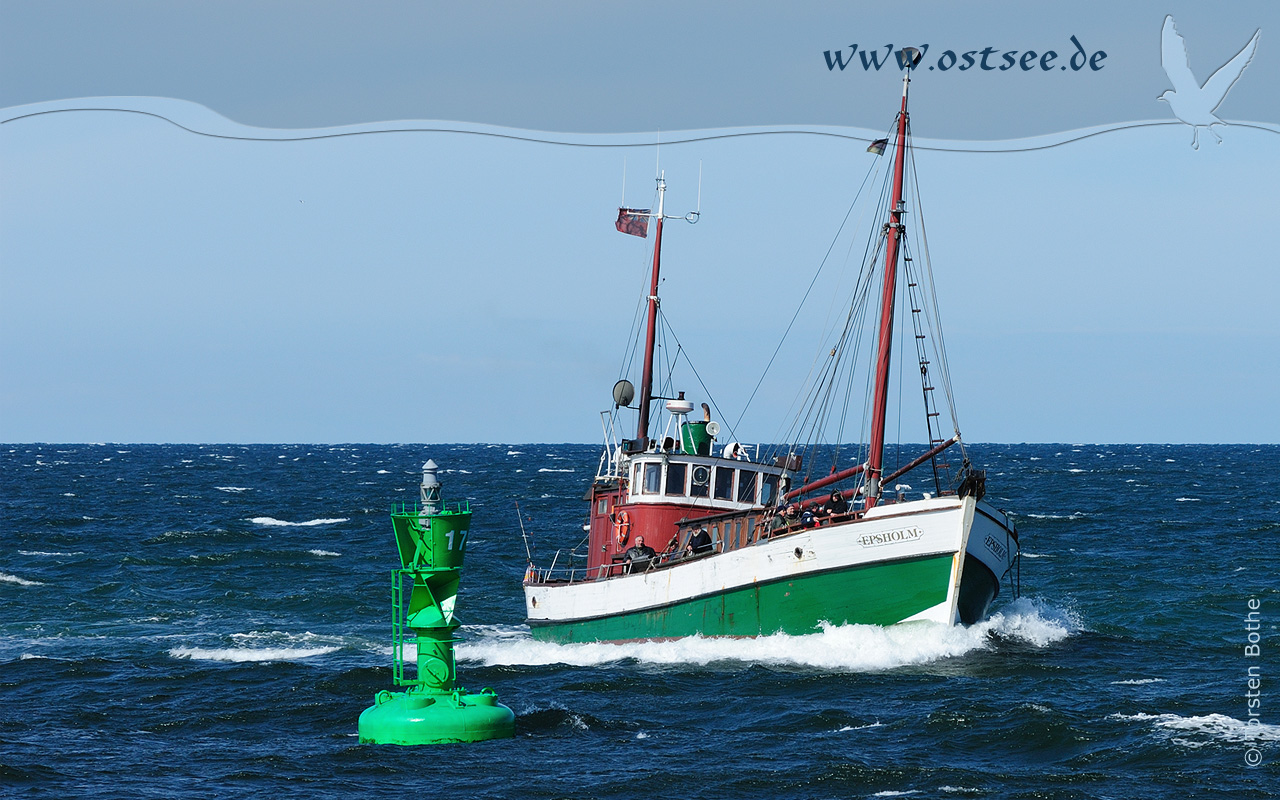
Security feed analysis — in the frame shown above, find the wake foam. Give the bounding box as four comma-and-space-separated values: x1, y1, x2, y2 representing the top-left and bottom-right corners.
249, 517, 349, 527
457, 599, 1077, 671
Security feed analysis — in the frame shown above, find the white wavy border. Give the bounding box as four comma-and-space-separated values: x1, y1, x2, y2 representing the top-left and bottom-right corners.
2, 96, 1278, 153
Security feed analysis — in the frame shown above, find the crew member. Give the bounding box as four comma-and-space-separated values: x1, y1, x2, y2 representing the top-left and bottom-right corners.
623, 535, 657, 573
685, 527, 713, 556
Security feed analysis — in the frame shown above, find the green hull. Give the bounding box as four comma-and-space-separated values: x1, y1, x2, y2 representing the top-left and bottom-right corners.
528, 553, 954, 643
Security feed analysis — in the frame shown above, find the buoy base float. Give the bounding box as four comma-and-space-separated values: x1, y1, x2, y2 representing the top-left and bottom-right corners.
358, 687, 514, 745
358, 460, 514, 745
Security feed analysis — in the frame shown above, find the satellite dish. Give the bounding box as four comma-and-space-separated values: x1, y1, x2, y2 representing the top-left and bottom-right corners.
705, 420, 721, 437
612, 379, 636, 407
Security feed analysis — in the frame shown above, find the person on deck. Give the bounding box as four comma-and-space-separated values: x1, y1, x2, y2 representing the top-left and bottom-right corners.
623, 536, 657, 573
685, 527, 713, 556
822, 489, 849, 519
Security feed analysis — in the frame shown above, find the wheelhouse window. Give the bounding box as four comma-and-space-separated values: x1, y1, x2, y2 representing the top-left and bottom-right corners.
714, 467, 734, 501
643, 462, 661, 494
666, 462, 687, 496
690, 465, 710, 497
761, 474, 779, 507
596, 497, 609, 516
737, 471, 757, 504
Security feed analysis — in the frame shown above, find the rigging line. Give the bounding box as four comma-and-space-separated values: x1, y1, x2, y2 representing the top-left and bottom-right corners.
765, 147, 892, 466
827, 170, 892, 456
730, 155, 882, 434
778, 155, 892, 459
661, 323, 738, 444
906, 141, 963, 454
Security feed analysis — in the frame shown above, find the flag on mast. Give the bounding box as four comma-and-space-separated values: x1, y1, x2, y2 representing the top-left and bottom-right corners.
866, 138, 889, 156
616, 208, 650, 237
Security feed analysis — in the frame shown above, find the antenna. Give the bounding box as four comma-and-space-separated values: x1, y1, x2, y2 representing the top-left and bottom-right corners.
621, 158, 627, 207
655, 127, 661, 177
696, 161, 703, 215
515, 501, 534, 562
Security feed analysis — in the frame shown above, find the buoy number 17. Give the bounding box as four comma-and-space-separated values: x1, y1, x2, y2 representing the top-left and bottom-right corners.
445, 529, 468, 551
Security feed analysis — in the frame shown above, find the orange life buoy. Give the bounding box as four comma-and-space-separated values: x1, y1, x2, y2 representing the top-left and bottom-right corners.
613, 510, 632, 547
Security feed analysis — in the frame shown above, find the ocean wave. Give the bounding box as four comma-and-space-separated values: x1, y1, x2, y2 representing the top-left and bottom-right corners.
215, 486, 251, 493
538, 468, 574, 473
456, 599, 1077, 671
19, 550, 84, 557
1111, 678, 1166, 685
308, 549, 341, 557
169, 646, 339, 662
1024, 512, 1086, 520
0, 573, 46, 587
1175, 497, 1202, 502
837, 722, 884, 731
249, 516, 349, 527
1111, 712, 1280, 743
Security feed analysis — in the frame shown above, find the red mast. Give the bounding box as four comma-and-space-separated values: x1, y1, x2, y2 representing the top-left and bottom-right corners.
635, 176, 667, 445
865, 73, 912, 509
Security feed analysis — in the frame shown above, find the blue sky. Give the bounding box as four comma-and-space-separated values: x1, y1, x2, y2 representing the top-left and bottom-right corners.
2, 3, 1278, 443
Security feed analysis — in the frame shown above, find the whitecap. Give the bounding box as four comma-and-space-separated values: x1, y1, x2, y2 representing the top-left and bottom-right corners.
872, 792, 919, 797
308, 549, 341, 557
376, 470, 390, 474
837, 722, 883, 732
508, 450, 524, 456
457, 598, 1077, 670
19, 551, 84, 557
1111, 678, 1166, 685
169, 646, 339, 662
0, 573, 45, 587
538, 468, 574, 473
249, 517, 349, 527
215, 486, 251, 493
1175, 497, 1201, 502
1110, 712, 1280, 743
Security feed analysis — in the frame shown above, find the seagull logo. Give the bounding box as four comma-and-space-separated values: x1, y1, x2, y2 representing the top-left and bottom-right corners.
1159, 15, 1260, 149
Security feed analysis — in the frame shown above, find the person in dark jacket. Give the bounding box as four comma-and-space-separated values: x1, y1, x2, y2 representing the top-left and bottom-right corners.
822, 489, 849, 518
623, 536, 657, 573
685, 528, 713, 556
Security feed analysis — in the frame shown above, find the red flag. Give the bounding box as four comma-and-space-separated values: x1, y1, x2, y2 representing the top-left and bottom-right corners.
616, 208, 650, 238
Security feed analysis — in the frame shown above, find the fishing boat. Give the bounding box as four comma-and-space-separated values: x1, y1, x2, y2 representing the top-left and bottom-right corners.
523, 49, 1020, 644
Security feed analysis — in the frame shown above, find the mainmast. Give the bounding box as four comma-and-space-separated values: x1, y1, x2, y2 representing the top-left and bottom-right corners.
865, 70, 912, 509
635, 175, 667, 444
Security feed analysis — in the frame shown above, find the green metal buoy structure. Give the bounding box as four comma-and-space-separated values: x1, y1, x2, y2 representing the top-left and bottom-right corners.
358, 459, 515, 745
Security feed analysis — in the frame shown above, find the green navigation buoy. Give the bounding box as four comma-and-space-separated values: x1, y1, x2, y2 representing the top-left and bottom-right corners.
358, 459, 515, 745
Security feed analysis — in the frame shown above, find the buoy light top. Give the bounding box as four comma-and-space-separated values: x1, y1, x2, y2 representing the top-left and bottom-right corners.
421, 459, 440, 488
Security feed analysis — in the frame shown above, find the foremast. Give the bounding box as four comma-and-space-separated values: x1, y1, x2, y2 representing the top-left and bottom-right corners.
865, 70, 912, 510
624, 174, 699, 448
635, 176, 667, 445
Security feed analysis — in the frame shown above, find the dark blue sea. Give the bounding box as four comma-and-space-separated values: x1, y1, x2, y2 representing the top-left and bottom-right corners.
2, 443, 1277, 798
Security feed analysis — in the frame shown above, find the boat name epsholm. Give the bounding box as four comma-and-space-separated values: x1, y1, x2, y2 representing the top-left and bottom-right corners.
984, 534, 1008, 561
857, 526, 924, 547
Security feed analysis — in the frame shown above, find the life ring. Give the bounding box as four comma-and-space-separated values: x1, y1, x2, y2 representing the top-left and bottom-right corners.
613, 510, 632, 547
